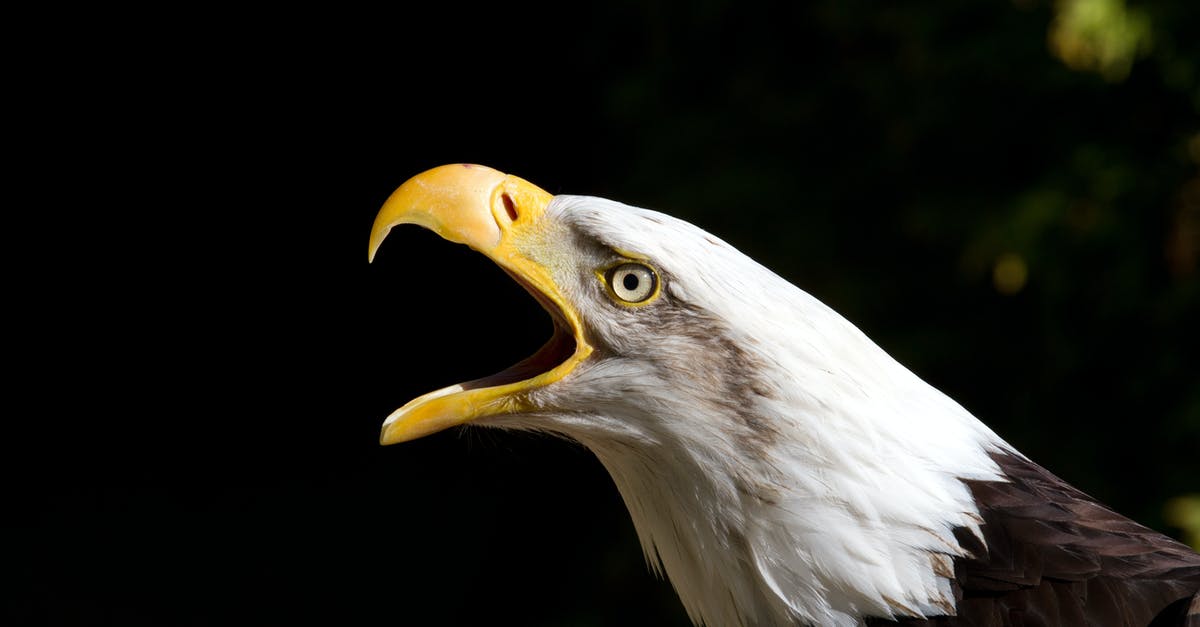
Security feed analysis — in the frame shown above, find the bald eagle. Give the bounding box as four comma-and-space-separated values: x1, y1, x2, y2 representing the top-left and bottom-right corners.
368, 164, 1200, 626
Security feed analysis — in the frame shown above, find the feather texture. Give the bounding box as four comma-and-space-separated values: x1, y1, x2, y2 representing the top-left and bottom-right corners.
411, 191, 1200, 626
502, 196, 1014, 624
871, 452, 1200, 626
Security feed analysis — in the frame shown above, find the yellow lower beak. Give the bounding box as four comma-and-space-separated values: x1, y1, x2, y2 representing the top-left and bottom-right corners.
369, 164, 592, 445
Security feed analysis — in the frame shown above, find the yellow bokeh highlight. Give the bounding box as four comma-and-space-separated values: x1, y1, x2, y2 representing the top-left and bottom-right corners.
1048, 0, 1153, 82
1164, 494, 1200, 550
993, 253, 1029, 295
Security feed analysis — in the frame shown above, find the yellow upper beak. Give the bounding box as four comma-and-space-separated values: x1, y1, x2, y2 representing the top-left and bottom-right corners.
369, 164, 592, 445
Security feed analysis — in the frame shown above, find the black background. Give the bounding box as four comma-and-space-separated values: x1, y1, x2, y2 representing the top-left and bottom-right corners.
8, 2, 1198, 625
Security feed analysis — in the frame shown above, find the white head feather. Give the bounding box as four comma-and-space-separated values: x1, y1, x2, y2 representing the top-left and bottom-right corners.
488, 195, 1010, 626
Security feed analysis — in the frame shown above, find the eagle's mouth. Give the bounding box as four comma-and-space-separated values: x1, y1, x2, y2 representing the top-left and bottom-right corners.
458, 269, 578, 394
376, 263, 588, 445
369, 163, 594, 445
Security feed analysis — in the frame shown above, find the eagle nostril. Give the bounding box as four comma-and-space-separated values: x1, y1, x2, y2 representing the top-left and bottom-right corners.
502, 193, 518, 222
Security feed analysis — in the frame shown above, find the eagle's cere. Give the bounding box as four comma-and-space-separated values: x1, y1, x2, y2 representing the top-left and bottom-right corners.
369, 164, 1200, 626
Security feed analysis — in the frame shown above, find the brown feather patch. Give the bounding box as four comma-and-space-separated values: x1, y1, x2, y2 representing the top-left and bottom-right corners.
867, 452, 1200, 626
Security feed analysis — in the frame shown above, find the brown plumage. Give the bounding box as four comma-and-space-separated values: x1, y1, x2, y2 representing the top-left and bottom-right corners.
871, 452, 1200, 626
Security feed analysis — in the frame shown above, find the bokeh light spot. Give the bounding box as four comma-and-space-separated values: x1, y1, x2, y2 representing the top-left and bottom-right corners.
1164, 494, 1200, 550
1048, 0, 1153, 82
993, 253, 1029, 295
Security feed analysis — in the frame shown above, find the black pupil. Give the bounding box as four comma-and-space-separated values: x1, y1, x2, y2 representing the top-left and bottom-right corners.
622, 272, 640, 292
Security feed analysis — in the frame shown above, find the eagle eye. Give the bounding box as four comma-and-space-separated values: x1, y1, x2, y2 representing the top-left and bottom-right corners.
605, 262, 659, 305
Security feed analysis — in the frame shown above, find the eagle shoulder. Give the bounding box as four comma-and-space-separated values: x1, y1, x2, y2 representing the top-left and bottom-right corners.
870, 451, 1200, 626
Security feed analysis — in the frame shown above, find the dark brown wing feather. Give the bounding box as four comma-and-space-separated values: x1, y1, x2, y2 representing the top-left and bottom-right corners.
868, 451, 1200, 626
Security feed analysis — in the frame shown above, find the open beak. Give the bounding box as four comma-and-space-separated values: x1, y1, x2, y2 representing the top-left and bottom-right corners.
368, 164, 592, 444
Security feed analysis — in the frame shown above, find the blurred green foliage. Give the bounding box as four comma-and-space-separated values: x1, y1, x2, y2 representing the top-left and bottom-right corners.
549, 0, 1198, 546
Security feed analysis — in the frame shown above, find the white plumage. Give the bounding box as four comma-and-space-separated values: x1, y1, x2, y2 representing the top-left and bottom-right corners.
491, 195, 1008, 625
